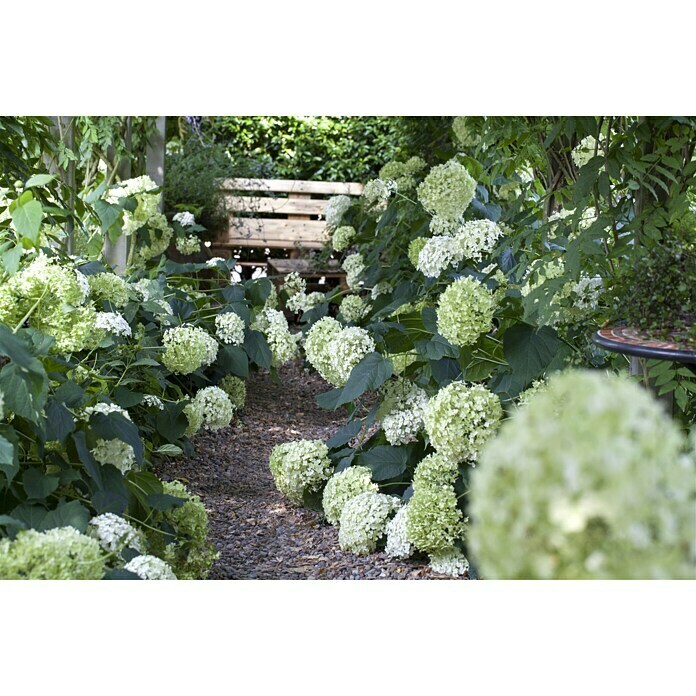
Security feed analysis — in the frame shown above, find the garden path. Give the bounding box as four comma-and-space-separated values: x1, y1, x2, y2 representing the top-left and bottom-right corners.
155, 361, 448, 579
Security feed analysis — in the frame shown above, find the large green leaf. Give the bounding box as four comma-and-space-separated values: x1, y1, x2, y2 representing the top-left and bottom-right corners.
11, 198, 43, 242
356, 445, 408, 481
0, 362, 48, 422
243, 330, 272, 369
503, 323, 563, 389
316, 352, 393, 409
23, 467, 60, 500
217, 344, 249, 378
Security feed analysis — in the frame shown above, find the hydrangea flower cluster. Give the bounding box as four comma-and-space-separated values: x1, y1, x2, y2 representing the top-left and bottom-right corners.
91, 438, 136, 474
252, 308, 300, 366
452, 116, 481, 148
436, 276, 497, 347
423, 382, 502, 464
88, 272, 131, 307
0, 253, 102, 353
407, 237, 428, 267
362, 178, 397, 209
149, 480, 218, 580
88, 513, 144, 555
370, 281, 391, 300
124, 554, 177, 580
571, 135, 598, 169
175, 234, 201, 255
0, 526, 105, 580
219, 375, 247, 410
269, 439, 333, 505
339, 294, 368, 323
173, 211, 196, 227
384, 504, 413, 559
379, 156, 427, 191
142, 394, 165, 409
215, 311, 245, 345
161, 325, 218, 374
283, 272, 311, 313
516, 378, 547, 407
338, 491, 401, 555
342, 253, 365, 289
332, 225, 356, 252
429, 549, 470, 577
185, 386, 235, 433
325, 195, 351, 227
417, 159, 477, 221
95, 311, 132, 337
304, 317, 375, 387
84, 402, 131, 420
378, 378, 428, 446
405, 454, 466, 556
104, 175, 160, 236
322, 465, 379, 526
416, 234, 466, 277
132, 212, 173, 264
469, 370, 696, 579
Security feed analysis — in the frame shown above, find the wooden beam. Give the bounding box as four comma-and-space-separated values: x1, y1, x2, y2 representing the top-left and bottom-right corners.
223, 195, 328, 215
220, 177, 364, 196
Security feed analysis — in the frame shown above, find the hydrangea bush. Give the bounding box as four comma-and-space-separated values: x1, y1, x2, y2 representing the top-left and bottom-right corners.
269, 439, 333, 505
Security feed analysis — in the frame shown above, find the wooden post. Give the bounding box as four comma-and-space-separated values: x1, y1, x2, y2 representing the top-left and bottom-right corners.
146, 116, 166, 211
103, 118, 131, 274
48, 117, 76, 254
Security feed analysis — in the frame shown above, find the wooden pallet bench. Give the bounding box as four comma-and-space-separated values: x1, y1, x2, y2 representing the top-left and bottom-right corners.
210, 177, 363, 283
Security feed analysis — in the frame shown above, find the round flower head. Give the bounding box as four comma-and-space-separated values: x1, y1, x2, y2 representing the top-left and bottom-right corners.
417, 159, 477, 221
332, 225, 356, 252
339, 294, 368, 323
161, 325, 218, 375
175, 234, 201, 255
385, 504, 414, 559
338, 491, 401, 555
88, 513, 144, 556
269, 439, 332, 505
173, 211, 195, 227
88, 272, 131, 307
325, 195, 351, 227
95, 311, 132, 337
322, 465, 379, 526
362, 178, 397, 208
186, 386, 235, 431
91, 438, 136, 474
429, 548, 469, 577
408, 237, 428, 268
379, 157, 426, 191
423, 382, 502, 464
304, 317, 374, 387
436, 276, 497, 347
251, 308, 300, 366
378, 378, 428, 446
342, 253, 365, 290
219, 375, 246, 410
416, 234, 466, 278
469, 370, 696, 579
215, 311, 245, 345
370, 281, 391, 300
0, 527, 105, 580
124, 554, 177, 580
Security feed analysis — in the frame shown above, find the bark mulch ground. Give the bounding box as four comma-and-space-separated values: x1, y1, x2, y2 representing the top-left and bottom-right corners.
155, 361, 459, 579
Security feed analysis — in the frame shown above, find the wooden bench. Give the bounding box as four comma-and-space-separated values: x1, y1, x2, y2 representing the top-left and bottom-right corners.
210, 177, 363, 283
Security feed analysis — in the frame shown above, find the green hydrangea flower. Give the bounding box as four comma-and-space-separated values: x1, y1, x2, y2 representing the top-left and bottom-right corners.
219, 375, 246, 411
146, 480, 218, 580
161, 325, 218, 374
469, 370, 696, 579
408, 237, 428, 268
269, 439, 332, 505
0, 527, 105, 580
417, 159, 477, 221
338, 294, 368, 324
88, 272, 132, 307
322, 465, 378, 526
436, 276, 497, 347
423, 382, 502, 464
338, 491, 401, 555
332, 225, 356, 252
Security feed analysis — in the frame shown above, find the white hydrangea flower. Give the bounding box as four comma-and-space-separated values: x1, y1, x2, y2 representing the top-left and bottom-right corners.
417, 235, 465, 278
173, 211, 195, 227
91, 438, 136, 474
142, 394, 165, 410
124, 554, 177, 580
571, 135, 598, 169
342, 253, 365, 289
175, 234, 201, 255
423, 382, 503, 464
74, 270, 90, 301
322, 466, 378, 526
185, 386, 235, 431
379, 378, 428, 446
161, 325, 218, 374
84, 402, 131, 420
215, 311, 245, 345
338, 491, 401, 555
417, 159, 477, 221
429, 548, 469, 577
325, 195, 351, 227
95, 311, 132, 337
206, 257, 226, 267
252, 307, 300, 366
339, 294, 368, 323
385, 504, 413, 559
269, 439, 332, 505
370, 281, 391, 300
362, 179, 397, 207
88, 513, 144, 554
